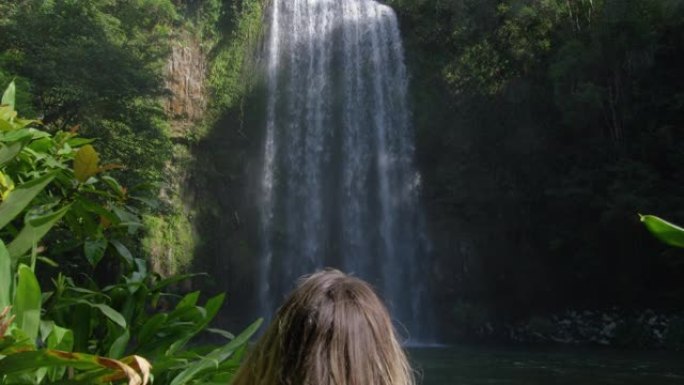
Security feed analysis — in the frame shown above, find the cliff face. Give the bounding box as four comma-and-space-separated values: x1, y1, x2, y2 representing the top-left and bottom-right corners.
164, 34, 206, 125
145, 33, 206, 277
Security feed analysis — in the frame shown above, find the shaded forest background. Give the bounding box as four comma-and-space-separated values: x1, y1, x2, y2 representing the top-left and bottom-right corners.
387, 0, 684, 341
1, 0, 684, 346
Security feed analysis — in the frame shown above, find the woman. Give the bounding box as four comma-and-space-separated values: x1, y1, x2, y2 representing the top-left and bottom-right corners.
232, 269, 415, 385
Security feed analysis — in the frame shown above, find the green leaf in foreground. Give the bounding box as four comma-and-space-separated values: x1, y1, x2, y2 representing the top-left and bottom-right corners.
74, 300, 127, 329
0, 240, 10, 309
0, 349, 150, 385
2, 81, 16, 109
15, 264, 42, 341
0, 138, 29, 166
109, 329, 130, 359
639, 214, 684, 248
167, 318, 262, 385
0, 172, 56, 230
7, 204, 71, 259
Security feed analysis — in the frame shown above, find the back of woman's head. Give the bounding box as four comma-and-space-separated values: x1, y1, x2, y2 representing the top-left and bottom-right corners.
232, 269, 414, 385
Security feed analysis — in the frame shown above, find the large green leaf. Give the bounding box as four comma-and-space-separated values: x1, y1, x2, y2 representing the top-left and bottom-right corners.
46, 323, 74, 381
46, 323, 74, 351
73, 300, 127, 329
640, 214, 684, 248
108, 329, 130, 359
15, 264, 42, 341
0, 172, 56, 230
0, 240, 10, 310
167, 294, 226, 355
1, 127, 37, 142
0, 138, 29, 166
171, 292, 200, 314
0, 350, 101, 374
167, 318, 262, 385
2, 81, 15, 109
110, 239, 134, 266
137, 313, 168, 345
0, 349, 148, 385
7, 204, 71, 259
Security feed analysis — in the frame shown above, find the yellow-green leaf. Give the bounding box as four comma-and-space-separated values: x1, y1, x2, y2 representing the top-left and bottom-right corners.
0, 172, 56, 230
2, 81, 16, 109
74, 145, 100, 183
0, 106, 17, 122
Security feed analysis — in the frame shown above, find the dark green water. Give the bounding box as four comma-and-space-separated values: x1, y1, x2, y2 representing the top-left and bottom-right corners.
409, 347, 684, 385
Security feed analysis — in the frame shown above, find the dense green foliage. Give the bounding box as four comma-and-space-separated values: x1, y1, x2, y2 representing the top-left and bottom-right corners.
0, 80, 259, 383
0, 0, 246, 276
0, 0, 267, 378
0, 0, 177, 186
0, 82, 152, 383
389, 0, 684, 338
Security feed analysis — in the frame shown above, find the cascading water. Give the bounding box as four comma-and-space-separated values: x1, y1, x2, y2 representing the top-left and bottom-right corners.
259, 0, 432, 342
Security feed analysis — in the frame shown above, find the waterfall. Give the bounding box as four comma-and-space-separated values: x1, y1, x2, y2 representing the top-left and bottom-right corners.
259, 0, 432, 342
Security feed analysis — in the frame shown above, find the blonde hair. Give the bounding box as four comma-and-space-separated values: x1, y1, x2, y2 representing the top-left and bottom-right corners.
232, 269, 415, 385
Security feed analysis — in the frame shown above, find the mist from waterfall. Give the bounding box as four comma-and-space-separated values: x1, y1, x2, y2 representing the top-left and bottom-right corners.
259, 0, 432, 342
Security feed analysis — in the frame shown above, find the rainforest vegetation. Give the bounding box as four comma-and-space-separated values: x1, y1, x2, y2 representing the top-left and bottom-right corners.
0, 0, 262, 383
1, 0, 684, 381
387, 0, 684, 344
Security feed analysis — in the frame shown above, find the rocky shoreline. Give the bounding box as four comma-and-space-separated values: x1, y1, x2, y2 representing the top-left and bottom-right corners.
452, 308, 684, 350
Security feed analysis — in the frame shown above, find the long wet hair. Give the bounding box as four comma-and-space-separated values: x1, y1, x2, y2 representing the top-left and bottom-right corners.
231, 269, 415, 385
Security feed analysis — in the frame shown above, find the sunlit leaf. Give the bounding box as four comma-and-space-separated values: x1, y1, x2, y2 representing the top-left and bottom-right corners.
0, 106, 17, 122
46, 324, 73, 350
0, 128, 33, 142
74, 144, 100, 182
15, 264, 41, 341
2, 81, 16, 109
0, 349, 148, 385
640, 214, 684, 248
7, 204, 71, 259
0, 172, 56, 230
46, 323, 74, 381
0, 241, 10, 310
167, 318, 262, 385
205, 328, 235, 340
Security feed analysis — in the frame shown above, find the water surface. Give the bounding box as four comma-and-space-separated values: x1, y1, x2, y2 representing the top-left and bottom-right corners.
409, 347, 684, 385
